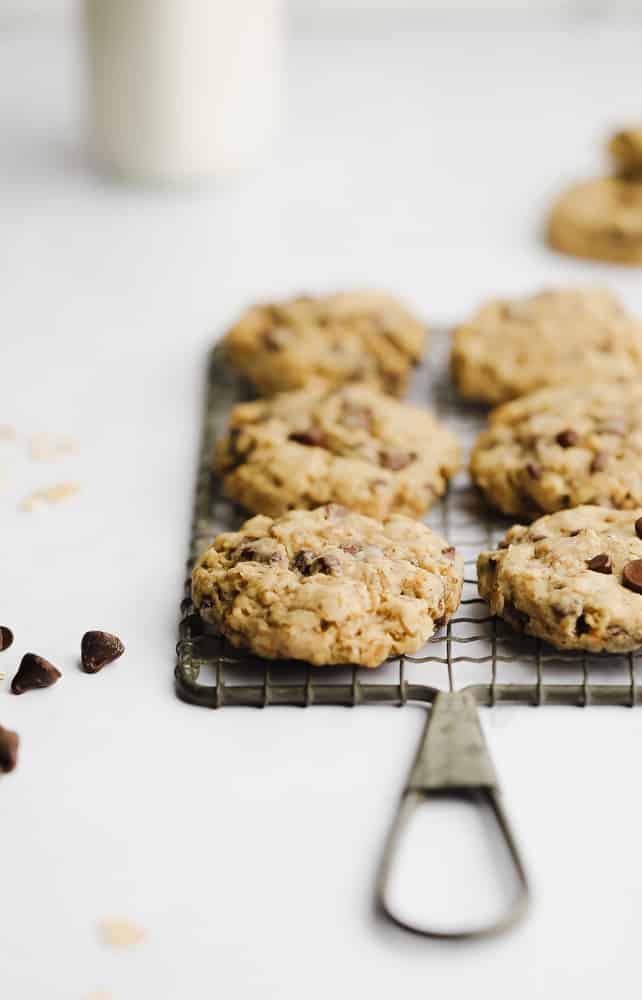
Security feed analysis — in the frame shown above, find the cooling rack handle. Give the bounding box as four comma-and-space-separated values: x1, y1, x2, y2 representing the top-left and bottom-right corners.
376, 690, 529, 940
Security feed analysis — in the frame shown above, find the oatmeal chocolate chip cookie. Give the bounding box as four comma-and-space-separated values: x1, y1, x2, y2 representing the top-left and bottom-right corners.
451, 288, 642, 405
471, 380, 642, 519
192, 505, 464, 668
548, 177, 642, 265
224, 291, 427, 397
216, 381, 460, 519
478, 506, 642, 653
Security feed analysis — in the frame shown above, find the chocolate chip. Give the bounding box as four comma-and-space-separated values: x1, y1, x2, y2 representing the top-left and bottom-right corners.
262, 329, 286, 351
311, 554, 342, 576
379, 449, 416, 472
0, 626, 13, 652
503, 600, 529, 631
11, 653, 61, 695
235, 540, 285, 564
442, 546, 456, 560
434, 615, 447, 629
339, 401, 373, 431
527, 463, 542, 480
635, 517, 642, 539
623, 559, 642, 594
556, 429, 578, 448
498, 540, 510, 549
0, 725, 18, 774
199, 595, 214, 610
576, 614, 591, 635
340, 542, 362, 555
591, 452, 608, 473
81, 631, 125, 674
293, 549, 317, 574
289, 428, 326, 448
586, 553, 612, 574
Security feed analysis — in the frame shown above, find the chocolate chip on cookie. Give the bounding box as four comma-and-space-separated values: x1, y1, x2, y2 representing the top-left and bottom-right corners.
623, 559, 642, 594
556, 429, 578, 448
586, 553, 612, 574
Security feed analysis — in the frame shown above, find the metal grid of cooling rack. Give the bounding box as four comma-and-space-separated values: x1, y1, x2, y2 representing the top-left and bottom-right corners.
175, 334, 642, 710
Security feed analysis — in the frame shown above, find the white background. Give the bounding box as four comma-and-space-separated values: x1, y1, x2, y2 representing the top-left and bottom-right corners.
3, 13, 642, 1000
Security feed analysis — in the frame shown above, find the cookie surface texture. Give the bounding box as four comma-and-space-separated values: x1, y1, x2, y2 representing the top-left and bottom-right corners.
452, 288, 642, 404
548, 177, 642, 265
471, 380, 642, 519
217, 381, 460, 519
192, 505, 464, 667
224, 291, 427, 397
478, 506, 642, 652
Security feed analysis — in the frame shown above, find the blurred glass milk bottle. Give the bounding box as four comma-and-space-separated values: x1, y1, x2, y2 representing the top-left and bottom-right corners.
84, 0, 285, 183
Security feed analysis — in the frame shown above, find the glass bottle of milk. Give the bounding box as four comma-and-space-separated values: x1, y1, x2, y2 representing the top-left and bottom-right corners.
84, 0, 285, 183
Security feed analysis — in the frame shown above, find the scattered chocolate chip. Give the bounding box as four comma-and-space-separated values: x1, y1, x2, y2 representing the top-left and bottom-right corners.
556, 429, 578, 448
289, 428, 326, 448
623, 559, 642, 594
503, 600, 529, 631
442, 546, 456, 560
635, 517, 642, 539
433, 615, 447, 629
293, 549, 317, 575
586, 553, 612, 574
576, 614, 591, 635
81, 631, 125, 674
0, 626, 13, 652
11, 653, 61, 695
526, 463, 542, 480
379, 449, 416, 472
590, 452, 608, 474
0, 725, 18, 774
323, 504, 348, 519
311, 554, 342, 575
340, 542, 362, 555
339, 401, 373, 431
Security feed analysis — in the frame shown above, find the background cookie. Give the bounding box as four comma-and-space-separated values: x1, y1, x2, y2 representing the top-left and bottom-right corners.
224, 290, 427, 397
548, 178, 642, 265
609, 127, 642, 179
193, 505, 464, 668
451, 288, 642, 404
471, 380, 642, 519
217, 381, 460, 519
478, 506, 642, 653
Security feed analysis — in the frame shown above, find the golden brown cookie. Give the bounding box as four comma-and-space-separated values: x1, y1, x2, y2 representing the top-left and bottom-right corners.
451, 288, 642, 405
193, 505, 464, 667
223, 291, 426, 397
216, 381, 460, 519
548, 177, 642, 265
478, 506, 642, 653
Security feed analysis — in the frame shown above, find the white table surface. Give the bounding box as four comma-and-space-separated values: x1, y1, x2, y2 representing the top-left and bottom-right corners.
3, 17, 642, 1000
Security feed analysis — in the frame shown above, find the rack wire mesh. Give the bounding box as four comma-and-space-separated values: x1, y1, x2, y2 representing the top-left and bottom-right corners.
175, 332, 642, 710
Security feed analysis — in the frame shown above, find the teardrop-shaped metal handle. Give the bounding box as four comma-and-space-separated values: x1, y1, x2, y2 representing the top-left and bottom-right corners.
376, 690, 529, 939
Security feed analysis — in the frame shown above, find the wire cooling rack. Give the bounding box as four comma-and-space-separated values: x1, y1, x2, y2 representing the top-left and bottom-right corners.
175, 333, 642, 710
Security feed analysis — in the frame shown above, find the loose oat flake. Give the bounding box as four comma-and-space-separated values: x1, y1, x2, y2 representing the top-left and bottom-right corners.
98, 917, 148, 948
27, 432, 78, 461
19, 481, 81, 511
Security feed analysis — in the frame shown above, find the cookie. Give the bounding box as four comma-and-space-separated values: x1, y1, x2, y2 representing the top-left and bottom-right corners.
478, 506, 642, 653
451, 288, 642, 405
192, 505, 464, 667
548, 177, 642, 265
216, 381, 460, 519
223, 291, 427, 397
470, 380, 642, 519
